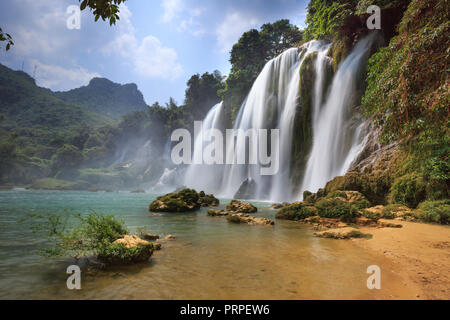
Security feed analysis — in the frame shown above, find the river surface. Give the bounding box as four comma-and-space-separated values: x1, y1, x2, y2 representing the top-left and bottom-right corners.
0, 190, 413, 299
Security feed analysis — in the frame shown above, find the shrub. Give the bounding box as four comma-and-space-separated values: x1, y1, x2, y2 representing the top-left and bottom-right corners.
315, 198, 361, 222
275, 203, 317, 221
389, 173, 426, 208
98, 243, 154, 265
416, 200, 450, 225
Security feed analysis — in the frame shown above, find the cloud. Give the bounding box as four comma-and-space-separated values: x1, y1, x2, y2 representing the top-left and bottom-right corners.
161, 0, 183, 23
104, 4, 183, 80
31, 59, 100, 91
216, 12, 260, 53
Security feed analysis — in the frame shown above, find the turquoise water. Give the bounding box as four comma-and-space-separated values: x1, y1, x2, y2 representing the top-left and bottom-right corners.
0, 190, 413, 299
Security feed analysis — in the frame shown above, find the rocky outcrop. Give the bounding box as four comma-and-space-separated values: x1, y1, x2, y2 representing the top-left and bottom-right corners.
149, 188, 219, 212
226, 200, 257, 213
197, 191, 220, 207
275, 202, 317, 220
98, 235, 155, 265
314, 227, 371, 239
227, 213, 274, 226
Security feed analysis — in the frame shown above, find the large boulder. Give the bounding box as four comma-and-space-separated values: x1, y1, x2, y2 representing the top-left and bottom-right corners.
149, 188, 219, 212
98, 235, 155, 265
314, 227, 371, 239
227, 213, 274, 226
226, 200, 257, 213
314, 190, 370, 221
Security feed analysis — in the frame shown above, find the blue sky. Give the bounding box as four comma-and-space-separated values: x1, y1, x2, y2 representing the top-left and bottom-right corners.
0, 0, 308, 105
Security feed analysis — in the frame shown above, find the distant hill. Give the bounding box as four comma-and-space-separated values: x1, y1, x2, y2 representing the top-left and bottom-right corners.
0, 64, 113, 133
54, 77, 147, 119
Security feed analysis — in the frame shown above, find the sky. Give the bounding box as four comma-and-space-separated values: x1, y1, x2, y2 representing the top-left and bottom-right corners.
0, 0, 308, 105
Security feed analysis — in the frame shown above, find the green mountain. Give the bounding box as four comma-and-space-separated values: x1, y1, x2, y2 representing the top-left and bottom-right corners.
54, 77, 147, 119
0, 64, 112, 132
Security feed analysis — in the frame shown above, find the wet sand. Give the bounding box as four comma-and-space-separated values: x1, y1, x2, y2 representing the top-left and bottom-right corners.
352, 220, 450, 299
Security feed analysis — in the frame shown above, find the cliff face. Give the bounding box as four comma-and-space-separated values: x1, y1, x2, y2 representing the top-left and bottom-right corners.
55, 77, 147, 119
299, 0, 449, 214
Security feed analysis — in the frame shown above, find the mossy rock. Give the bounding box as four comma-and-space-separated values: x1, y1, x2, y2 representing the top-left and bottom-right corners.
98, 243, 154, 265
315, 191, 370, 222
226, 200, 257, 213
275, 202, 317, 221
198, 191, 220, 207
389, 173, 426, 208
149, 188, 200, 212
416, 200, 450, 225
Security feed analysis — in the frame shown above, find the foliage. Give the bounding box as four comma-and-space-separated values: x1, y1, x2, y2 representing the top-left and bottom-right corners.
220, 19, 303, 122
98, 243, 153, 264
30, 210, 128, 258
416, 200, 450, 225
275, 203, 317, 220
362, 0, 449, 196
0, 28, 13, 51
79, 0, 127, 25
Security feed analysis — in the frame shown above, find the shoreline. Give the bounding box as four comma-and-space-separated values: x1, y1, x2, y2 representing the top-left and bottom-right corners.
350, 220, 450, 300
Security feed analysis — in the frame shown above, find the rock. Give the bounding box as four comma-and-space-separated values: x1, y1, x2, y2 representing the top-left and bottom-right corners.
98, 235, 155, 265
207, 209, 229, 216
355, 217, 378, 226
275, 202, 317, 220
112, 235, 151, 249
233, 178, 258, 199
226, 200, 257, 213
270, 202, 290, 209
303, 216, 348, 229
227, 213, 274, 226
161, 234, 176, 240
198, 192, 220, 207
314, 190, 370, 221
140, 233, 159, 241
314, 227, 371, 239
377, 219, 403, 228
149, 188, 200, 212
149, 188, 219, 212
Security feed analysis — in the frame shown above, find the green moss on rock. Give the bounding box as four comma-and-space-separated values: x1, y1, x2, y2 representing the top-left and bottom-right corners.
275, 202, 317, 221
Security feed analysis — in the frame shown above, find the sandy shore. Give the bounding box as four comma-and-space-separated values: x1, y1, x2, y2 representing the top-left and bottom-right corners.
351, 220, 450, 299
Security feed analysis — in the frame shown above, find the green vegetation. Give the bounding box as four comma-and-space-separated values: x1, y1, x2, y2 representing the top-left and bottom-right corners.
416, 200, 450, 225
220, 20, 302, 122
275, 202, 317, 220
148, 188, 219, 212
362, 0, 449, 207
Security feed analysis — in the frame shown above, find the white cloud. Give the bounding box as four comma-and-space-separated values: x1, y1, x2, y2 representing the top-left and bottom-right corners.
104, 4, 183, 80
31, 59, 100, 91
161, 0, 183, 23
216, 12, 260, 53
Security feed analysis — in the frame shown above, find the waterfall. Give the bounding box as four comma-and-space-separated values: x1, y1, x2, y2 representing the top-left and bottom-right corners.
299, 34, 377, 195
182, 34, 377, 202
183, 102, 225, 192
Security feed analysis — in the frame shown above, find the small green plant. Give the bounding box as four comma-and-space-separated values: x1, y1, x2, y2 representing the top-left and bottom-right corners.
417, 200, 450, 225
29, 210, 129, 259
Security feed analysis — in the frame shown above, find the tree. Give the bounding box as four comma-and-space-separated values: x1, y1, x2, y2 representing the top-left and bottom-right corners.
221, 19, 303, 122
184, 71, 224, 120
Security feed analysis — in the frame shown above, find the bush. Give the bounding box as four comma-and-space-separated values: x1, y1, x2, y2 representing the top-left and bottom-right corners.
98, 243, 154, 265
275, 203, 317, 221
29, 211, 129, 259
389, 173, 426, 208
315, 198, 361, 222
416, 200, 450, 225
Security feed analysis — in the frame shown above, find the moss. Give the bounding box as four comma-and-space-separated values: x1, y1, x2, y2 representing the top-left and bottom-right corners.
389, 173, 427, 208
315, 197, 363, 222
275, 202, 317, 221
98, 243, 154, 265
416, 200, 450, 225
149, 188, 201, 212
226, 200, 257, 213
198, 192, 220, 207
290, 52, 317, 187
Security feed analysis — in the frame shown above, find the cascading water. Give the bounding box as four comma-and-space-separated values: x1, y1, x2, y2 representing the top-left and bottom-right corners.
299, 34, 377, 196
183, 102, 225, 191
183, 34, 378, 202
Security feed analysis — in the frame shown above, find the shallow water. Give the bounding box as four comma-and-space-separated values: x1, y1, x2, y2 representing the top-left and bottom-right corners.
0, 190, 413, 299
